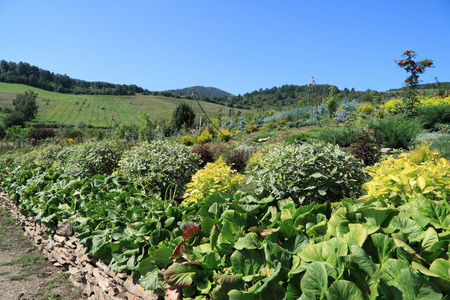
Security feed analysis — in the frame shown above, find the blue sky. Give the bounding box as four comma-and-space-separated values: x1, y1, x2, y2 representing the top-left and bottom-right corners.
1, 1, 449, 95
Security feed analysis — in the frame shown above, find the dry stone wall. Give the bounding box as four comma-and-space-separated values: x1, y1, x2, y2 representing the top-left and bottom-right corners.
0, 192, 162, 300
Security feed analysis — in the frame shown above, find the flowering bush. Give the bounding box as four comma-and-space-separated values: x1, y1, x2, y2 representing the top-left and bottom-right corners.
357, 102, 374, 114
383, 98, 404, 114
419, 95, 450, 107
197, 129, 213, 144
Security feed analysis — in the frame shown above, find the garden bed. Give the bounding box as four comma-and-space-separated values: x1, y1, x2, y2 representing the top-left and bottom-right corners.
0, 192, 161, 300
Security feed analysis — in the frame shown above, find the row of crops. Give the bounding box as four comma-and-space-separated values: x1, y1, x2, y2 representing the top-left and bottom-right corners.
0, 139, 449, 299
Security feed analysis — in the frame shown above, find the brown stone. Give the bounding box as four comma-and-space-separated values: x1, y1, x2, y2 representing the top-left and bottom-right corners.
97, 261, 115, 278
93, 268, 111, 292
56, 220, 74, 236
53, 234, 67, 244
93, 285, 106, 300
125, 292, 141, 300
123, 277, 155, 299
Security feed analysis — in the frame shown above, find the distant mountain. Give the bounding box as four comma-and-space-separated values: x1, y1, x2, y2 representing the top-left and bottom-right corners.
166, 86, 233, 98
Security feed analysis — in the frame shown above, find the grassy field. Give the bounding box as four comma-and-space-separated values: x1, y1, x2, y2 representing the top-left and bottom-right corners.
0, 83, 251, 126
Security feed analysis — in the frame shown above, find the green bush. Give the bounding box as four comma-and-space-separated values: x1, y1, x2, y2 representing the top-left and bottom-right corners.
370, 114, 424, 149
284, 132, 314, 144
315, 126, 358, 147
248, 142, 365, 205
429, 135, 450, 160
118, 140, 199, 199
65, 140, 122, 178
416, 104, 450, 130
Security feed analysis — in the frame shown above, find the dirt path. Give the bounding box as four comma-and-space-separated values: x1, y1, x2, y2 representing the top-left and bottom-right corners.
0, 207, 85, 300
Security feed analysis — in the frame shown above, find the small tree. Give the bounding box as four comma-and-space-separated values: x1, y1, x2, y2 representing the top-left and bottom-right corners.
172, 102, 196, 130
139, 113, 156, 142
396, 50, 433, 115
326, 86, 339, 118
13, 90, 38, 121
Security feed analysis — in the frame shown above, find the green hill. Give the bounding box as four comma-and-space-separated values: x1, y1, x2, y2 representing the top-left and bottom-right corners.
166, 86, 233, 98
0, 83, 250, 127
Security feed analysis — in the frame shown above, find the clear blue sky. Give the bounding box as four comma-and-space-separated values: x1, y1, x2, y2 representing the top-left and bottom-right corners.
1, 0, 449, 96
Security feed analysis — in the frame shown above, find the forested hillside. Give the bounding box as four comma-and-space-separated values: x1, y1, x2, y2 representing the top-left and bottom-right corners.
0, 60, 147, 95
166, 86, 232, 98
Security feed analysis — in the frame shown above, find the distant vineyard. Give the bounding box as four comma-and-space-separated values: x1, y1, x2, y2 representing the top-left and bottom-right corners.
36, 96, 146, 126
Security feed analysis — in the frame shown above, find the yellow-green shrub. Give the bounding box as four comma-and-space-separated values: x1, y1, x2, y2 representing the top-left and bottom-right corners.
216, 128, 233, 142
383, 98, 404, 114
361, 145, 450, 206
357, 102, 374, 114
183, 157, 244, 204
197, 129, 213, 144
419, 95, 450, 107
181, 135, 196, 146
247, 150, 263, 168
408, 143, 441, 164
245, 124, 259, 134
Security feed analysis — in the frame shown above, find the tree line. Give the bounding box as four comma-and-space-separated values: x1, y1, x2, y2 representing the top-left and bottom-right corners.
0, 60, 147, 96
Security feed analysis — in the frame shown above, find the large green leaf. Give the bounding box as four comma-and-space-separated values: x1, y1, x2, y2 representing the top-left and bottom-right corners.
415, 199, 450, 230
322, 237, 348, 265
151, 247, 173, 268
361, 207, 395, 234
139, 269, 159, 290
211, 274, 244, 300
230, 249, 265, 276
163, 262, 202, 288
202, 251, 221, 270
412, 261, 450, 294
379, 258, 409, 282
300, 261, 328, 298
299, 242, 325, 262
217, 222, 235, 255
227, 290, 257, 300
391, 268, 442, 300
327, 207, 348, 237
421, 227, 439, 252
388, 216, 423, 243
220, 209, 247, 233
351, 243, 376, 277
429, 258, 450, 280
344, 223, 368, 247
371, 233, 396, 265
252, 263, 287, 299
326, 280, 364, 300
234, 232, 262, 250
138, 256, 157, 275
